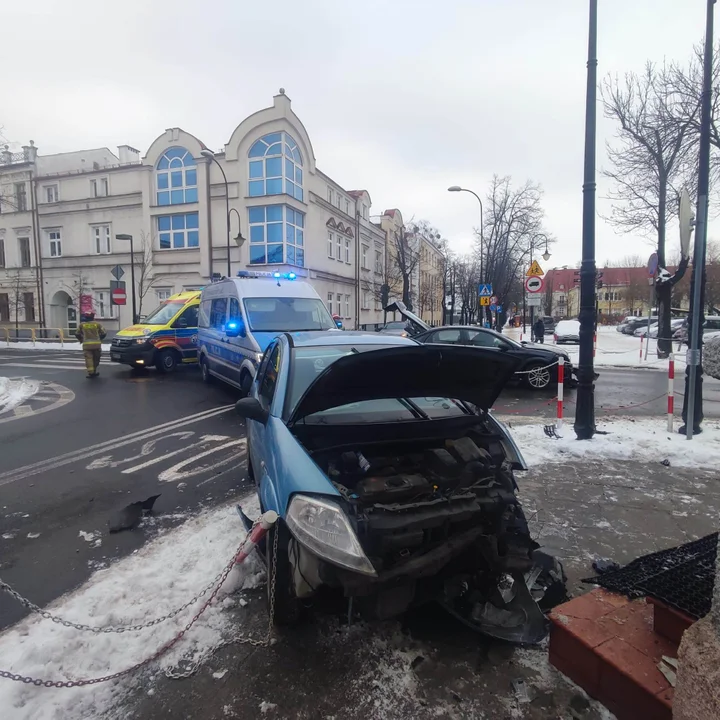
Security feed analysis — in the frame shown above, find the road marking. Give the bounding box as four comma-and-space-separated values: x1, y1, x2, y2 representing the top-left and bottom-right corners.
121, 435, 231, 474
34, 358, 85, 365
13, 405, 33, 417
0, 381, 75, 426
0, 405, 234, 485
86, 431, 196, 470
0, 363, 87, 371
158, 439, 246, 483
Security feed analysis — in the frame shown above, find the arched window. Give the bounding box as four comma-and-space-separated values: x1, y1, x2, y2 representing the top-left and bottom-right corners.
156, 147, 198, 206
248, 132, 303, 202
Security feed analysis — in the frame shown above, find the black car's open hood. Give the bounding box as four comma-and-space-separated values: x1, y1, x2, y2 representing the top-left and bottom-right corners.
288, 344, 521, 424
384, 300, 430, 334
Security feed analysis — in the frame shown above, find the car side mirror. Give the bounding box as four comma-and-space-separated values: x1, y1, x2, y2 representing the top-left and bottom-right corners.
235, 397, 269, 424
175, 318, 188, 329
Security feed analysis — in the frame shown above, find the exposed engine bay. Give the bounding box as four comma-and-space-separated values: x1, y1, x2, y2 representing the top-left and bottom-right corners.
288, 427, 566, 643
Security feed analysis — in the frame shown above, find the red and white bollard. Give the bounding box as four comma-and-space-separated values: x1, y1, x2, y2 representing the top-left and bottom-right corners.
639, 335, 644, 362
234, 510, 278, 565
667, 354, 675, 432
557, 357, 564, 430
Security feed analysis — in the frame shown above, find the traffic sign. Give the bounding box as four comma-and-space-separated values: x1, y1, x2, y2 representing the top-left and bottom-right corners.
496, 304, 503, 313
490, 304, 497, 312
647, 252, 658, 277
111, 265, 125, 281
111, 288, 127, 306
527, 295, 543, 307
478, 283, 493, 297
480, 296, 491, 306
525, 276, 544, 293
490, 295, 497, 304
526, 260, 544, 277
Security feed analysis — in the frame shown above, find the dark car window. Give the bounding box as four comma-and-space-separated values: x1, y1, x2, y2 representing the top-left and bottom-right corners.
210, 298, 227, 330
259, 343, 281, 409
229, 297, 241, 323
429, 328, 463, 344
467, 329, 508, 349
174, 305, 198, 328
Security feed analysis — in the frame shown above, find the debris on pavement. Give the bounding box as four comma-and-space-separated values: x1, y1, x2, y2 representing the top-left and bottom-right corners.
108, 493, 161, 533
591, 559, 620, 575
511, 677, 533, 703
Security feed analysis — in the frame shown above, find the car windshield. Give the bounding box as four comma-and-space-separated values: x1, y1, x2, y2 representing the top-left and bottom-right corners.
142, 301, 186, 325
384, 321, 407, 330
288, 345, 470, 423
243, 297, 335, 332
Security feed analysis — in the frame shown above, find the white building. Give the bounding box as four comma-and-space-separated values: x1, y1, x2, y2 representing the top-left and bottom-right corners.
0, 90, 388, 335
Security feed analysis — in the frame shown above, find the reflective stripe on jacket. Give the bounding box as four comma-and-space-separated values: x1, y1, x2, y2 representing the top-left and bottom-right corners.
75, 322, 106, 348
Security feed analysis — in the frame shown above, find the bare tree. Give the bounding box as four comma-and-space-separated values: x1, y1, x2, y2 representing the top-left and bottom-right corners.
136, 231, 164, 317
61, 271, 93, 316
601, 63, 696, 355
4, 270, 28, 336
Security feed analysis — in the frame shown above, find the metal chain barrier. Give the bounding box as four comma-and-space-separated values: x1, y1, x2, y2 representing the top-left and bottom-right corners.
513, 359, 559, 375
0, 514, 279, 687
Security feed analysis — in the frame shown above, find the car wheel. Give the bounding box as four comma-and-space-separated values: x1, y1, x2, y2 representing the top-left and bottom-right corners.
200, 357, 213, 384
240, 369, 252, 397
266, 521, 302, 626
156, 349, 178, 374
523, 362, 552, 390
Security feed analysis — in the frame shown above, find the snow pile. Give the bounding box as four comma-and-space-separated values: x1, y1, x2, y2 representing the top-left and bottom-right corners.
0, 377, 40, 413
510, 417, 720, 469
0, 496, 263, 720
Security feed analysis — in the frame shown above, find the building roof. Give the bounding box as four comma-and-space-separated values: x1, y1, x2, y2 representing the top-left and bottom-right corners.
545, 266, 676, 291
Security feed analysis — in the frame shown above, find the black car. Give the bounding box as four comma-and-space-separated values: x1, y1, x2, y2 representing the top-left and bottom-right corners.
385, 302, 573, 390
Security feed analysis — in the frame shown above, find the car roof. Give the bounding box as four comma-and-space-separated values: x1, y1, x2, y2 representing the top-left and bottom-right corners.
287, 330, 418, 348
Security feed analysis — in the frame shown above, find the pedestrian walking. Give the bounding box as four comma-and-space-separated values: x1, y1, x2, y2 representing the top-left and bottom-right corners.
75, 312, 107, 378
533, 317, 545, 344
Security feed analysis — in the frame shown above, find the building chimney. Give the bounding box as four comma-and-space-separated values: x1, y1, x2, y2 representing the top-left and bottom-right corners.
118, 145, 141, 164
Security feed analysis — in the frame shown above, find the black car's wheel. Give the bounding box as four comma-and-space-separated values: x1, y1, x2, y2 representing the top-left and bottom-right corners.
200, 356, 213, 384
266, 521, 302, 626
523, 361, 552, 390
156, 349, 179, 373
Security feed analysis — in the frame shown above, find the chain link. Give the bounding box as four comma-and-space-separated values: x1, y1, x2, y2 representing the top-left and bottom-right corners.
513, 359, 560, 375
0, 516, 277, 687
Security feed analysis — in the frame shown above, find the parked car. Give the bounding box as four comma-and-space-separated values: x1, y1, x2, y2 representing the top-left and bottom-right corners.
384, 302, 573, 390
616, 316, 636, 333
674, 316, 720, 344
236, 330, 563, 640
643, 318, 684, 339
554, 319, 581, 344
622, 317, 656, 335
541, 316, 556, 334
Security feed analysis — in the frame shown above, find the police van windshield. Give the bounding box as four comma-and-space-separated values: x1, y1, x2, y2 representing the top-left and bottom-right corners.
143, 301, 186, 325
243, 297, 335, 332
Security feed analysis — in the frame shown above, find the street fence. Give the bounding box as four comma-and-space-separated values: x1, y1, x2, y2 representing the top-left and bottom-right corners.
1, 327, 79, 346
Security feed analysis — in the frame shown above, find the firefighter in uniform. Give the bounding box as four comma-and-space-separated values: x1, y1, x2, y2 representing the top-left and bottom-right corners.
75, 312, 107, 378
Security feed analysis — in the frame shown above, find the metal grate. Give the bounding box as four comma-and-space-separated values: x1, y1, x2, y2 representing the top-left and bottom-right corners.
583, 533, 717, 620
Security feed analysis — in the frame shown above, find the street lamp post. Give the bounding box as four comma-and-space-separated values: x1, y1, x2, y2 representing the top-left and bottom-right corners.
525, 234, 551, 336
448, 186, 485, 322
574, 0, 599, 441
201, 150, 231, 278
115, 233, 137, 324
682, 0, 716, 438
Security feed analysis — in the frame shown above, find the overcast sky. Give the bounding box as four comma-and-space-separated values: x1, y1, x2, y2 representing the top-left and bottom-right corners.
2, 0, 712, 271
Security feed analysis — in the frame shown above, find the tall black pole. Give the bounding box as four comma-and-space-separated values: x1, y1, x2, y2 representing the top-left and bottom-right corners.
129, 234, 138, 325
574, 0, 598, 440
682, 0, 715, 437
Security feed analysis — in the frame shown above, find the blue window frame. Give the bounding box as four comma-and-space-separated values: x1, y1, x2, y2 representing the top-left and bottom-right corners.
157, 212, 200, 249
247, 132, 303, 202
248, 205, 305, 266
156, 147, 198, 206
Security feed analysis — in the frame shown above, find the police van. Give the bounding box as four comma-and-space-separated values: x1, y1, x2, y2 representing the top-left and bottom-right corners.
198, 271, 336, 393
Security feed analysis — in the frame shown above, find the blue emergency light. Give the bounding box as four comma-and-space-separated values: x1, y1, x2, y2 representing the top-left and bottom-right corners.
236, 270, 297, 280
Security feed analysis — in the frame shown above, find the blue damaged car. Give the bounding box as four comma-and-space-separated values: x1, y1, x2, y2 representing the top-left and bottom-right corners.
235, 331, 565, 642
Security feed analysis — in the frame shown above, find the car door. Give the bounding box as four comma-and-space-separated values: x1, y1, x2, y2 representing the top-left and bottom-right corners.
248, 342, 281, 506
207, 297, 229, 381
171, 303, 199, 362
224, 296, 243, 386
421, 328, 465, 345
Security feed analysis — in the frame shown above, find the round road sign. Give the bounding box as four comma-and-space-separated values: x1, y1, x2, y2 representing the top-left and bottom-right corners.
647, 252, 658, 277
111, 288, 127, 305
525, 276, 544, 293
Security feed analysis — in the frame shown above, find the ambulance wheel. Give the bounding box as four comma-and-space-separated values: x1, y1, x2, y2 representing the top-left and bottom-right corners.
156, 349, 178, 374
266, 522, 302, 626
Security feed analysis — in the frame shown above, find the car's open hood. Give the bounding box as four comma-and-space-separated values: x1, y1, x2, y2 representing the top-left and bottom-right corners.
288, 344, 521, 424
383, 300, 430, 334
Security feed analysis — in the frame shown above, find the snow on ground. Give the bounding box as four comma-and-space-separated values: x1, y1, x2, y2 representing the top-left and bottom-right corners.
2, 341, 112, 351
0, 377, 40, 413
0, 496, 263, 720
506, 326, 684, 371
509, 416, 720, 469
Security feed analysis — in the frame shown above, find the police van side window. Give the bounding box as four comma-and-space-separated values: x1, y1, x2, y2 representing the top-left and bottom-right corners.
198, 300, 211, 328
210, 298, 227, 330
259, 343, 280, 409
229, 298, 241, 323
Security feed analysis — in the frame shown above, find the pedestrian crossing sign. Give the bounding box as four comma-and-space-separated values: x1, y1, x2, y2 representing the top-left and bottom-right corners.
478, 283, 493, 297
526, 260, 544, 277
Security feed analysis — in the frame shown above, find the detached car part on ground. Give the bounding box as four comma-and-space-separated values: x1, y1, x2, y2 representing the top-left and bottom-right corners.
383, 301, 574, 391
236, 331, 566, 644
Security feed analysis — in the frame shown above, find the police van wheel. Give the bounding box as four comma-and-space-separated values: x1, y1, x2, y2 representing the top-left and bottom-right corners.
200, 357, 213, 384
240, 370, 252, 397
156, 349, 178, 374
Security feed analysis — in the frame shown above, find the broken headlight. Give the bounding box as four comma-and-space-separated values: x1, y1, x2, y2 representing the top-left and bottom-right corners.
286, 495, 377, 576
